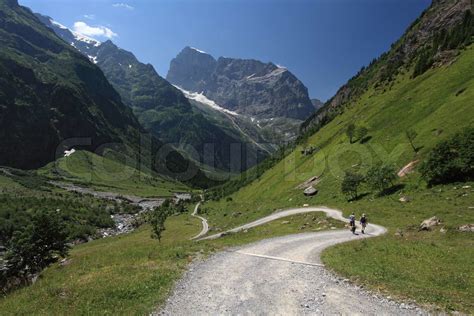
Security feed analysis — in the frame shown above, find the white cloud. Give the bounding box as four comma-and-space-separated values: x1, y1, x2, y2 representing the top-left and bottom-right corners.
83, 14, 95, 20
73, 21, 117, 39
112, 3, 134, 10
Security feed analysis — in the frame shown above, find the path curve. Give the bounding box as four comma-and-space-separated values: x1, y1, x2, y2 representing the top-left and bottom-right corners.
198, 206, 386, 241
160, 206, 426, 315
190, 202, 209, 240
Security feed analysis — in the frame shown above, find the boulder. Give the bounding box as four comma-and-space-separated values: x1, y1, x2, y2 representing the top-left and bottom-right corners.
458, 224, 474, 232
419, 216, 441, 231
303, 186, 318, 196
397, 160, 419, 177
399, 196, 412, 203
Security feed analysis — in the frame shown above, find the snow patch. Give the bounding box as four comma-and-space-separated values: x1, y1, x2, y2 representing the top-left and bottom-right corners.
247, 73, 256, 79
87, 55, 98, 64
64, 148, 76, 157
72, 31, 101, 47
50, 19, 68, 30
128, 64, 132, 68
174, 85, 239, 116
276, 64, 287, 69
190, 47, 207, 54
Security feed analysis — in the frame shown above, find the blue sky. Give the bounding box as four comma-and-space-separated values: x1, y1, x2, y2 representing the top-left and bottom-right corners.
21, 0, 431, 101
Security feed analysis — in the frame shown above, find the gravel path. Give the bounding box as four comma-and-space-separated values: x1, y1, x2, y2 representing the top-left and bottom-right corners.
158, 207, 426, 315
190, 202, 209, 240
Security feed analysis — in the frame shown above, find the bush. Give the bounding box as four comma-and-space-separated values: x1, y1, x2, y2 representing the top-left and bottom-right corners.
420, 128, 474, 185
346, 123, 356, 143
2, 209, 69, 287
341, 171, 365, 200
366, 164, 397, 194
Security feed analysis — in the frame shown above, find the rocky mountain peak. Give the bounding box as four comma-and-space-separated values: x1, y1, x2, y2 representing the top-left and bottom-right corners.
167, 47, 314, 120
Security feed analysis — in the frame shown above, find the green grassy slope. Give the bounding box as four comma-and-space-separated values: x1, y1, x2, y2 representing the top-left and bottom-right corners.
0, 207, 340, 315
202, 46, 474, 312
38, 150, 189, 197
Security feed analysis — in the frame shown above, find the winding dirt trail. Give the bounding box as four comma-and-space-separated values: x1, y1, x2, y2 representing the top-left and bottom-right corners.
159, 206, 425, 315
190, 202, 209, 240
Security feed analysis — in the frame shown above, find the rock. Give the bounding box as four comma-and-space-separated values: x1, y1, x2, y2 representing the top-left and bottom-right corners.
296, 176, 321, 190
399, 196, 412, 203
458, 224, 474, 232
281, 221, 290, 224
303, 204, 309, 207
419, 216, 441, 231
303, 186, 318, 196
59, 258, 71, 266
462, 185, 471, 189
397, 160, 420, 177
440, 227, 447, 233
394, 229, 404, 237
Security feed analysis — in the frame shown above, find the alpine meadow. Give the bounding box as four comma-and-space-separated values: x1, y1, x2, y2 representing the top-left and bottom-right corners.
0, 0, 473, 315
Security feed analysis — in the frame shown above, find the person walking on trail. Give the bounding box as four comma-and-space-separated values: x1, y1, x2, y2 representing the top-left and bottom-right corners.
349, 212, 356, 234
360, 213, 368, 234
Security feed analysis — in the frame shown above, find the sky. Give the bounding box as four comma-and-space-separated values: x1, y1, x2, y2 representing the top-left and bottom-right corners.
20, 0, 431, 101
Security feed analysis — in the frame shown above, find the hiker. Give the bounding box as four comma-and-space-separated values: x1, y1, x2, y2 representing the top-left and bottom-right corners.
360, 213, 368, 234
349, 212, 356, 234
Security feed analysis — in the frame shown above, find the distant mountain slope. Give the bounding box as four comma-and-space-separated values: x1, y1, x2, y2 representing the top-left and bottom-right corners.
37, 14, 267, 172
301, 0, 473, 136
166, 47, 315, 142
0, 0, 209, 187
311, 98, 324, 110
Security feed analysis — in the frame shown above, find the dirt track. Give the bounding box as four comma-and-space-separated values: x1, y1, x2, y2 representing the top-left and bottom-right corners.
158, 207, 426, 315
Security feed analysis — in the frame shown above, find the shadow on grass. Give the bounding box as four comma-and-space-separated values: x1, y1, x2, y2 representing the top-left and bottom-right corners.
360, 136, 372, 144
347, 192, 370, 202
379, 184, 405, 196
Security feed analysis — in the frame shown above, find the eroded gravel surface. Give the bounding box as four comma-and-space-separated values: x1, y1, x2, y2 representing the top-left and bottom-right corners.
158, 207, 427, 315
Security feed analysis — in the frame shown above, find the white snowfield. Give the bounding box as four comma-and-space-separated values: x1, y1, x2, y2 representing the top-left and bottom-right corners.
173, 85, 240, 116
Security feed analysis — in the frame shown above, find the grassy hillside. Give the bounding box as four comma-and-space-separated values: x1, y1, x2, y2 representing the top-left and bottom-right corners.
201, 45, 474, 312
0, 206, 340, 314
38, 150, 189, 197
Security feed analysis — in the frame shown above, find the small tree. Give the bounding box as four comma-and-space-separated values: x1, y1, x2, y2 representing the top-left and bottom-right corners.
406, 129, 418, 153
149, 200, 171, 242
346, 123, 356, 144
356, 126, 369, 143
3, 209, 69, 284
366, 164, 397, 194
341, 171, 365, 200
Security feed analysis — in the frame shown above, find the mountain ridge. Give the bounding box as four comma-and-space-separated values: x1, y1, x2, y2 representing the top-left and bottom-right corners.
167, 46, 315, 121
36, 14, 268, 173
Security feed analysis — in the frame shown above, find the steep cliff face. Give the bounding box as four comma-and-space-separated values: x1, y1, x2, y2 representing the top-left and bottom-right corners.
166, 46, 217, 93
301, 0, 473, 136
166, 47, 315, 121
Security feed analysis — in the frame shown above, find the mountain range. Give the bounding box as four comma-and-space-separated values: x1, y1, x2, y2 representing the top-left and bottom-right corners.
0, 0, 210, 187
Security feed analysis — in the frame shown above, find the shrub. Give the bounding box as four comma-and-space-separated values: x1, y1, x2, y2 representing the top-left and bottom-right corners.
341, 171, 365, 200
356, 126, 369, 143
346, 123, 356, 144
420, 128, 474, 185
2, 209, 69, 286
366, 164, 397, 194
